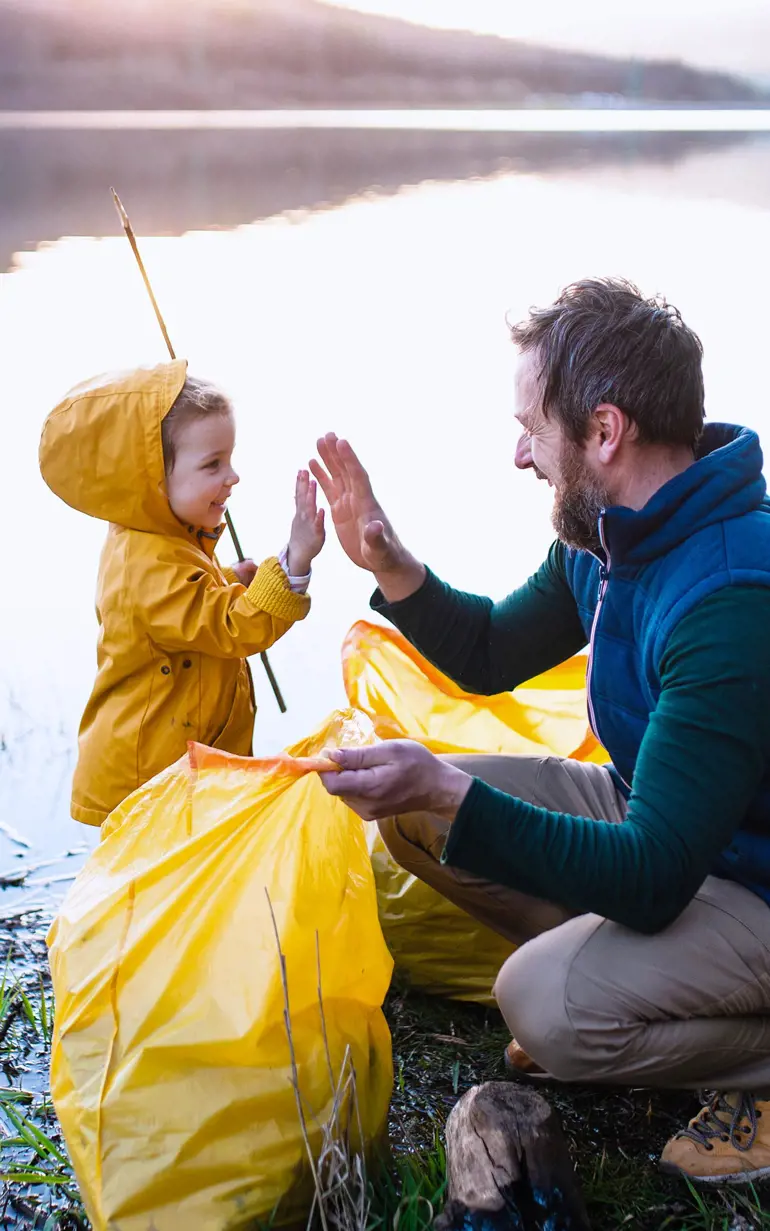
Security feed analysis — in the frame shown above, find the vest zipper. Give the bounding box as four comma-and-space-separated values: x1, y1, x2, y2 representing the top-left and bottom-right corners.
586, 522, 607, 738
585, 515, 632, 793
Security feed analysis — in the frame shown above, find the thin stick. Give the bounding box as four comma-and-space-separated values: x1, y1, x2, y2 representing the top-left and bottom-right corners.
316, 931, 336, 1097
111, 189, 175, 360
110, 188, 287, 714
260, 651, 287, 715
265, 889, 330, 1231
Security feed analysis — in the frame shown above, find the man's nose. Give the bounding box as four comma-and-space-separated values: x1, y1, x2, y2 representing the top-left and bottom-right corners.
515, 432, 534, 470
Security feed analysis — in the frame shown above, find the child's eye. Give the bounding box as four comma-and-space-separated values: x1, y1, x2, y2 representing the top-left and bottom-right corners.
205, 460, 220, 471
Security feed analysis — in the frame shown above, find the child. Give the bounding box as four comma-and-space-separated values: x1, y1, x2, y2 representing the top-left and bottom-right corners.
39, 360, 324, 826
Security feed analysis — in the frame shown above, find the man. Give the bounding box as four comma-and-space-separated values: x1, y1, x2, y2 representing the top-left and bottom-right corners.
310, 278, 770, 1185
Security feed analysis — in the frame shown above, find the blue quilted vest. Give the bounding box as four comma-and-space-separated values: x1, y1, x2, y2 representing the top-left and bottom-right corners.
564, 423, 770, 906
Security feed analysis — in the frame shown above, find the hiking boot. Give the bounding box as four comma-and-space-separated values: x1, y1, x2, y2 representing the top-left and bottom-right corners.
660, 1091, 770, 1185
503, 1037, 546, 1078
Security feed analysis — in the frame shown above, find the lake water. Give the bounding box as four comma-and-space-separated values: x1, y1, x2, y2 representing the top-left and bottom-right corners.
2, 115, 770, 904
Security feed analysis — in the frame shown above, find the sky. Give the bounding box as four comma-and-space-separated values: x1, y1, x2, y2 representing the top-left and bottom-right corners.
325, 0, 770, 80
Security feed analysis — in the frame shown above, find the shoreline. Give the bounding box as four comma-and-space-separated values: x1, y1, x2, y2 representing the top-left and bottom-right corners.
1, 108, 770, 132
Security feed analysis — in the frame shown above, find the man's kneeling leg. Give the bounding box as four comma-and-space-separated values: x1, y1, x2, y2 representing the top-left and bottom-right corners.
494, 878, 770, 1184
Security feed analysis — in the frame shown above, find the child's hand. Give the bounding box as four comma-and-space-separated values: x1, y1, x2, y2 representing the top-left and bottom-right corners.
231, 559, 257, 586
288, 470, 325, 577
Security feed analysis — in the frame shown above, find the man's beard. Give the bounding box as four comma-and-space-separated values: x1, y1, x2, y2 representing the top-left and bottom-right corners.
551, 440, 610, 555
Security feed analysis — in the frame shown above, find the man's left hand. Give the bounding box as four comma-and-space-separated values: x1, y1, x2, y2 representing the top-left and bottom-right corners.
319, 739, 473, 822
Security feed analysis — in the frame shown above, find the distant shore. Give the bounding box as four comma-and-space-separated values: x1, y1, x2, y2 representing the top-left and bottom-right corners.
1, 0, 766, 111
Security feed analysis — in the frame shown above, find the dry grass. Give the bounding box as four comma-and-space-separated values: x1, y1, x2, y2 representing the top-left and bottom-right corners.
266, 891, 371, 1231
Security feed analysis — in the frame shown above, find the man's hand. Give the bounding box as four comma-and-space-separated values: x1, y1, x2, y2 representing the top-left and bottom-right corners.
231, 558, 257, 586
309, 434, 425, 601
319, 739, 473, 822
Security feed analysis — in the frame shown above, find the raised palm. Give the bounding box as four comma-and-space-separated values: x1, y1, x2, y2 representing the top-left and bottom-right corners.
310, 434, 400, 573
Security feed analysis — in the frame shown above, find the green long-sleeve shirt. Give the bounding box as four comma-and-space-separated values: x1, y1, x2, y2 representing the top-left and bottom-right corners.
371, 542, 770, 933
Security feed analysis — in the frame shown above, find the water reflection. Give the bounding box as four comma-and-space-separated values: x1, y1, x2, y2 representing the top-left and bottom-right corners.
2, 126, 770, 892
1, 127, 762, 270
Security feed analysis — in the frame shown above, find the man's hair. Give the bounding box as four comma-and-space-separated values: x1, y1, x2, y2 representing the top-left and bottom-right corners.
509, 277, 704, 448
161, 377, 232, 474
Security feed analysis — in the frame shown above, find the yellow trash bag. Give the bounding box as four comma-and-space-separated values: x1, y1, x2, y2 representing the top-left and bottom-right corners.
343, 621, 607, 1005
343, 620, 606, 762
48, 710, 393, 1231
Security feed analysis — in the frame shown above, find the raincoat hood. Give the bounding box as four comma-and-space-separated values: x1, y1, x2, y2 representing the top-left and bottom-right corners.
40, 361, 189, 536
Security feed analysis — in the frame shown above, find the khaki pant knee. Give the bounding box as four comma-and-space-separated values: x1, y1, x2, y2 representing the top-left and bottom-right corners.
494, 915, 607, 1082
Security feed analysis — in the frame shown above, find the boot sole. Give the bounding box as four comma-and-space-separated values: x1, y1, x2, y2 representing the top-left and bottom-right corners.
660, 1159, 770, 1186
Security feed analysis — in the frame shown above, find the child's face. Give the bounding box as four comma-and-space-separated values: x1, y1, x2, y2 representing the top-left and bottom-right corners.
165, 411, 240, 530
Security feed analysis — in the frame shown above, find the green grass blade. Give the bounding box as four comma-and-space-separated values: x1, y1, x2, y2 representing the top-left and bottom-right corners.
1, 1100, 68, 1166
38, 973, 51, 1044
14, 983, 38, 1034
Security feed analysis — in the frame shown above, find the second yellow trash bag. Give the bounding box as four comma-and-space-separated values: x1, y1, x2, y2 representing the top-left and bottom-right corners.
365, 825, 515, 1004
344, 621, 607, 1005
48, 710, 393, 1231
343, 620, 606, 762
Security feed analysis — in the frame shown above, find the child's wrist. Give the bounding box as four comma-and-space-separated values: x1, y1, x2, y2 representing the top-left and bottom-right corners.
287, 547, 312, 577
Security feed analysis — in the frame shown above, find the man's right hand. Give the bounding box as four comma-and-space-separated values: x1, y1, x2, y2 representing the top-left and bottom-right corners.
310, 433, 426, 601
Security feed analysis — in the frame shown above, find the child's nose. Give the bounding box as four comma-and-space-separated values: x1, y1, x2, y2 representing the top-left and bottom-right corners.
228, 469, 240, 487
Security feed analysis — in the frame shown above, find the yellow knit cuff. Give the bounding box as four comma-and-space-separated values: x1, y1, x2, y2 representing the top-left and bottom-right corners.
245, 556, 311, 623
221, 565, 239, 585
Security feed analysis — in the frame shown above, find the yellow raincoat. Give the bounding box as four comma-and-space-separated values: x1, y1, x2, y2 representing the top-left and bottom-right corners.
39, 361, 310, 826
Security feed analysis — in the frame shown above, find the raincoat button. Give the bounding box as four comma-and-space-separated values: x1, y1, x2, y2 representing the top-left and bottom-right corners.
161, 665, 171, 675
182, 659, 192, 669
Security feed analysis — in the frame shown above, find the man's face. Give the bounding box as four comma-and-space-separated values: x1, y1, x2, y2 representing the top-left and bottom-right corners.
514, 351, 609, 555
514, 351, 562, 485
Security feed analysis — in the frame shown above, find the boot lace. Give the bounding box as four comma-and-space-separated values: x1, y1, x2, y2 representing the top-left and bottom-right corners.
679, 1091, 760, 1153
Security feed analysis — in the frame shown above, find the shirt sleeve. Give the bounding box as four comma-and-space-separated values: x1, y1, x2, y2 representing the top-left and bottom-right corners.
277, 545, 311, 594
370, 541, 587, 695
443, 586, 770, 933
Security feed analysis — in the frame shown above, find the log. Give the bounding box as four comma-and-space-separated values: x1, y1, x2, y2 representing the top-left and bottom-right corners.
435, 1082, 591, 1231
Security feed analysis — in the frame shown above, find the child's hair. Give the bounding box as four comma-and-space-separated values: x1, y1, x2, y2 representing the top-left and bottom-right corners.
161, 377, 232, 474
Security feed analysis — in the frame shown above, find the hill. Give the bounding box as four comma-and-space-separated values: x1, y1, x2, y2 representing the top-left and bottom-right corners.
0, 0, 766, 109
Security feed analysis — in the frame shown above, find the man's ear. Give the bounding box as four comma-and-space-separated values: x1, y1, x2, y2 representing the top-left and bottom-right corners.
591, 403, 633, 464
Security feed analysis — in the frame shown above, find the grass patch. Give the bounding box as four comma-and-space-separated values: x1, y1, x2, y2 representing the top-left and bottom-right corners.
368, 1139, 446, 1231
0, 917, 88, 1229
0, 921, 767, 1229
383, 981, 770, 1231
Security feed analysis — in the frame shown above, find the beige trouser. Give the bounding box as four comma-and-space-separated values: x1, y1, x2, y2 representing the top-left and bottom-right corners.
378, 755, 770, 1091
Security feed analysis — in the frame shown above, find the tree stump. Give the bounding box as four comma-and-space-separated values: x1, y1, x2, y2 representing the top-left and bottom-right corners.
435, 1082, 591, 1231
